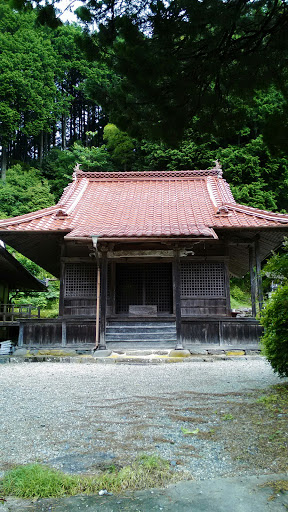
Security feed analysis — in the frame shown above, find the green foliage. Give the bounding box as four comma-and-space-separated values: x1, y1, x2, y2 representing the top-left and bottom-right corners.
0, 165, 54, 218
103, 123, 136, 171
262, 240, 288, 285
42, 143, 114, 199
6, 249, 59, 315
80, 0, 288, 144
0, 455, 175, 498
261, 241, 288, 377
219, 136, 288, 212
230, 282, 251, 311
0, 2, 60, 146
260, 284, 288, 378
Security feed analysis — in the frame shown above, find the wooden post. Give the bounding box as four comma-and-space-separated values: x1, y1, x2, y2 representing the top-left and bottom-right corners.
99, 249, 108, 349
173, 249, 183, 349
224, 262, 231, 316
59, 244, 66, 317
255, 237, 264, 312
249, 244, 257, 317
59, 243, 66, 316
111, 262, 116, 315
95, 263, 101, 349
61, 320, 67, 347
219, 320, 224, 345
18, 323, 24, 347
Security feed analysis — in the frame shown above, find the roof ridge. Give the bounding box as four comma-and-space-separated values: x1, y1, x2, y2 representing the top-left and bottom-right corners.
226, 203, 288, 223
73, 169, 223, 180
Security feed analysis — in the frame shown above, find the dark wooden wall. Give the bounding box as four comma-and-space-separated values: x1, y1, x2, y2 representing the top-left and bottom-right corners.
19, 317, 262, 346
60, 257, 231, 319
181, 318, 263, 346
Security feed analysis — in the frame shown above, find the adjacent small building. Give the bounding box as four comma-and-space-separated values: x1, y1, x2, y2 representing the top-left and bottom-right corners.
0, 167, 287, 349
0, 243, 45, 341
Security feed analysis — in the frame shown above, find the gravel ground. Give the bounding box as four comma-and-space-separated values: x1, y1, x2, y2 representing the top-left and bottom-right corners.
0, 359, 287, 480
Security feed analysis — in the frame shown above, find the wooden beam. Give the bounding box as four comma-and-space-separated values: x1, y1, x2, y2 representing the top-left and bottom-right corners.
99, 249, 108, 349
255, 238, 264, 312
173, 250, 183, 349
249, 244, 257, 317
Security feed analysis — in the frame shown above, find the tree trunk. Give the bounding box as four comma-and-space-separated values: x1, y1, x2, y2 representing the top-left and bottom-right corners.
39, 130, 44, 167
62, 114, 67, 150
1, 145, 7, 181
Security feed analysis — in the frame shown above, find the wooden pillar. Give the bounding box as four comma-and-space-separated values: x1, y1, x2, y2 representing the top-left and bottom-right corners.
249, 244, 257, 317
59, 243, 65, 317
224, 262, 231, 316
111, 262, 116, 315
173, 250, 183, 349
255, 238, 264, 312
61, 320, 67, 347
18, 323, 24, 347
99, 249, 108, 349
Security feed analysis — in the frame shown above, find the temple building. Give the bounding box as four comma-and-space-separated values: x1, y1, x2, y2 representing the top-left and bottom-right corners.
0, 167, 288, 349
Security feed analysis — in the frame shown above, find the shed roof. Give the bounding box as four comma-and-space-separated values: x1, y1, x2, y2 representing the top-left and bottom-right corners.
0, 245, 45, 291
0, 169, 287, 276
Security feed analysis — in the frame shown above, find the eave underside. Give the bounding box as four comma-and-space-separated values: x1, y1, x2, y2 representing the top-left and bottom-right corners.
0, 227, 287, 278
0, 232, 67, 278
0, 247, 45, 291
216, 228, 288, 276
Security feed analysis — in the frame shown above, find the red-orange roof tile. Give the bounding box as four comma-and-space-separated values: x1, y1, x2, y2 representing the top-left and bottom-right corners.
0, 169, 288, 239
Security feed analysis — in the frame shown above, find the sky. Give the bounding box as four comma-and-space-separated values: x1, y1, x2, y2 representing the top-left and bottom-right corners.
55, 0, 84, 23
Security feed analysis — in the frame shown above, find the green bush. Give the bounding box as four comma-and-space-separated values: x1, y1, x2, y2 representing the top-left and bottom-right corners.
260, 284, 288, 378
260, 240, 288, 378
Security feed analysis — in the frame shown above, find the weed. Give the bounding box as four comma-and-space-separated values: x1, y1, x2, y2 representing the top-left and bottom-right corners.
181, 427, 199, 435
0, 455, 178, 499
222, 414, 234, 421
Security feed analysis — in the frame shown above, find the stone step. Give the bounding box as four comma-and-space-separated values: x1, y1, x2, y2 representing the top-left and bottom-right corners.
106, 327, 176, 335
106, 321, 176, 343
105, 338, 177, 348
107, 322, 176, 328
105, 334, 177, 341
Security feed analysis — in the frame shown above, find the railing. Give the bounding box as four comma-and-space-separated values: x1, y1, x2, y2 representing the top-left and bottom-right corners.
0, 304, 41, 322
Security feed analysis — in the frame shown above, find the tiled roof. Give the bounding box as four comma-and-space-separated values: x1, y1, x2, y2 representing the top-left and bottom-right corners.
0, 169, 288, 239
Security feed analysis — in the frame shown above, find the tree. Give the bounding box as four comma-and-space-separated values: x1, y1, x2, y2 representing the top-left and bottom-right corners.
260, 240, 288, 378
41, 142, 115, 199
103, 123, 136, 171
0, 165, 55, 218
0, 1, 62, 178
78, 0, 288, 144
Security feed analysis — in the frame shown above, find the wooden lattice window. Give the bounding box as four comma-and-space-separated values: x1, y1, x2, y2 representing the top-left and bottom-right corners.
64, 263, 97, 298
180, 262, 225, 297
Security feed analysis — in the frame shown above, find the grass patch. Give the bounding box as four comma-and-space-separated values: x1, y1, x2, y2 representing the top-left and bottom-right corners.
0, 455, 178, 498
